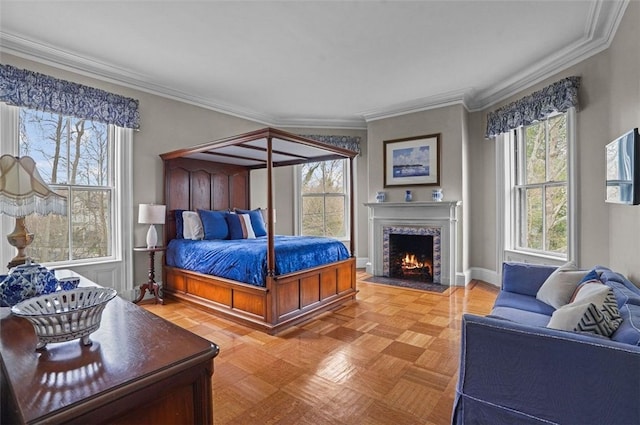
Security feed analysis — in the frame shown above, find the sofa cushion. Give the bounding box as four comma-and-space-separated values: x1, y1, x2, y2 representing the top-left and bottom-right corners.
493, 291, 556, 316
501, 262, 556, 297
536, 262, 587, 309
548, 284, 622, 337
612, 303, 640, 345
490, 306, 551, 327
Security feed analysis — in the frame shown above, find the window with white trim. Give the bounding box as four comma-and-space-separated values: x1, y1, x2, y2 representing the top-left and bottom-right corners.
298, 159, 348, 238
504, 111, 575, 260
2, 104, 126, 266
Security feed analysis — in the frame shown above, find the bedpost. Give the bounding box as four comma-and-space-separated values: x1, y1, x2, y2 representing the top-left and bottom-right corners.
266, 135, 275, 277
349, 156, 355, 256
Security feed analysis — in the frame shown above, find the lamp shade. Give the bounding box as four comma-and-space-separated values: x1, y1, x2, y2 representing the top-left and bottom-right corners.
138, 204, 166, 225
0, 155, 67, 217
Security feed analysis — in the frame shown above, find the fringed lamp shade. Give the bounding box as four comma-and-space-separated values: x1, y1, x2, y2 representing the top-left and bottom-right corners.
0, 155, 67, 268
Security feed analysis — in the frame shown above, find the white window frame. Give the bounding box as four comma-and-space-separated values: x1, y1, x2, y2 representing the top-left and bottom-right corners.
497, 108, 577, 270
295, 159, 350, 240
0, 103, 133, 292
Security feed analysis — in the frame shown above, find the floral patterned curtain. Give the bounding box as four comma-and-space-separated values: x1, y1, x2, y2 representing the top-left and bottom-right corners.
301, 134, 361, 155
485, 76, 580, 138
0, 64, 140, 129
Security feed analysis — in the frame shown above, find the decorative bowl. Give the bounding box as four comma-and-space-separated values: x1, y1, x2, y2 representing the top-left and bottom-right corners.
11, 287, 117, 350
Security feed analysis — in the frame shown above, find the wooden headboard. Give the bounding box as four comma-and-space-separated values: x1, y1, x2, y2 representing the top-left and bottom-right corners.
162, 157, 250, 244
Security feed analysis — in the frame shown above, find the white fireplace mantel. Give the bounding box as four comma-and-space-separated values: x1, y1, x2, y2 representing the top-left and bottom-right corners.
365, 201, 461, 285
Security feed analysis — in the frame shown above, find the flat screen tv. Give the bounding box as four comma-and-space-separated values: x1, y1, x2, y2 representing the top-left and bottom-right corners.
605, 128, 640, 205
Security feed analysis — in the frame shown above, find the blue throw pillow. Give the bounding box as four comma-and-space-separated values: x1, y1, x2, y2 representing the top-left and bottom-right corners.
580, 268, 601, 284
174, 209, 185, 239
235, 208, 267, 237
198, 209, 229, 240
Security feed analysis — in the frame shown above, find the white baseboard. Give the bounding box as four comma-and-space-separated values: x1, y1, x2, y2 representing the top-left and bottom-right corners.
356, 257, 369, 269
467, 267, 500, 287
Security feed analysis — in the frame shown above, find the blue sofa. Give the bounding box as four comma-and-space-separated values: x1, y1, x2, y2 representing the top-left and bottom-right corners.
452, 262, 640, 425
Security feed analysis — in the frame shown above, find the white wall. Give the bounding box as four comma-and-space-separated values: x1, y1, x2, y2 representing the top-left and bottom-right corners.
366, 104, 467, 282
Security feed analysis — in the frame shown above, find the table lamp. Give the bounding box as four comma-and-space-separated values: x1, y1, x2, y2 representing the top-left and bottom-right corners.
138, 204, 166, 249
0, 155, 67, 269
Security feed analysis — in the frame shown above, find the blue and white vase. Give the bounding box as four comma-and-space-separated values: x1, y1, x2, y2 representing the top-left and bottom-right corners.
405, 190, 413, 202
0, 261, 59, 307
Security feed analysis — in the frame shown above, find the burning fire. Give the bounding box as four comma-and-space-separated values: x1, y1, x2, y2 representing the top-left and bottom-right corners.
402, 253, 423, 270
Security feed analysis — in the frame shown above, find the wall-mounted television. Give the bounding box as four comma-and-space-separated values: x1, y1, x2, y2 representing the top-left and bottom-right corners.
605, 128, 640, 205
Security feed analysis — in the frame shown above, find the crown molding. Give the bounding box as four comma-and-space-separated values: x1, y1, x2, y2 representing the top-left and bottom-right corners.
466, 0, 628, 111
0, 0, 628, 126
361, 88, 473, 122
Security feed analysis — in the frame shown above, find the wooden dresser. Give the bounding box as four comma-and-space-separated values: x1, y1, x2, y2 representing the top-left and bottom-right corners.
0, 276, 219, 424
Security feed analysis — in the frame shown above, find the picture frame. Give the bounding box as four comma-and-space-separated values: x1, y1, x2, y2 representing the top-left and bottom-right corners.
383, 133, 441, 187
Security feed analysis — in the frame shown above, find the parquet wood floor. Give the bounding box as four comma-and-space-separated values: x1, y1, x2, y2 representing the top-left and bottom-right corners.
142, 271, 498, 425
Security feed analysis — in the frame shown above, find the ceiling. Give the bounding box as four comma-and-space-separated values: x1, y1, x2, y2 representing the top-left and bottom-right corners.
0, 1, 629, 129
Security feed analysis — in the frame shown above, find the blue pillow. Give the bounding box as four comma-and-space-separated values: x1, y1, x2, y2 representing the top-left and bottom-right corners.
198, 209, 229, 240
174, 209, 185, 239
580, 268, 601, 284
235, 208, 267, 237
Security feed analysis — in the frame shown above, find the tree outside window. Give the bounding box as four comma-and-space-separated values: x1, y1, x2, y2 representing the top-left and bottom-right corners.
19, 108, 113, 263
516, 113, 568, 255
300, 159, 347, 238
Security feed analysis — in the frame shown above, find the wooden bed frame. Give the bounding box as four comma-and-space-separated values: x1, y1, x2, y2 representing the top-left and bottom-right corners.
161, 128, 357, 334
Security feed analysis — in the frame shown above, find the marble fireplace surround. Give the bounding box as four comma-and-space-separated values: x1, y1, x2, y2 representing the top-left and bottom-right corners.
365, 201, 460, 286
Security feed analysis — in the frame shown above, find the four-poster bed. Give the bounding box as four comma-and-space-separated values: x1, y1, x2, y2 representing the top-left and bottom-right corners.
160, 128, 357, 334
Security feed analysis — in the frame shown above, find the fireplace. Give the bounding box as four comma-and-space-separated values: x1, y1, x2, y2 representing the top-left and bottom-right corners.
388, 234, 434, 282
366, 201, 459, 286
383, 225, 441, 283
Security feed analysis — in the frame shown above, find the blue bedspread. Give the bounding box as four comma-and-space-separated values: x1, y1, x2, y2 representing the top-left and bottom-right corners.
166, 235, 350, 287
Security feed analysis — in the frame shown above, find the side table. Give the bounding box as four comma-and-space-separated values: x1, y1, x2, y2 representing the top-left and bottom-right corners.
133, 246, 166, 305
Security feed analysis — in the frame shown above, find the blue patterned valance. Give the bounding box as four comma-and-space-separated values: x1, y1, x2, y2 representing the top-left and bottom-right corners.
485, 76, 580, 138
302, 134, 361, 155
0, 64, 140, 129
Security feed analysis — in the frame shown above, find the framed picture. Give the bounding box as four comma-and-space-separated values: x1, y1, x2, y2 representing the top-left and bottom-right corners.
384, 133, 441, 187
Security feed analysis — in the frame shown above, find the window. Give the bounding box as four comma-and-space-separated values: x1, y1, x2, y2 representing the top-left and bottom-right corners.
506, 111, 574, 259
299, 159, 348, 238
0, 104, 131, 267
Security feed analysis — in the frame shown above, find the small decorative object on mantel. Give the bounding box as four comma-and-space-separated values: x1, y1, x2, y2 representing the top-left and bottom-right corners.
376, 191, 386, 202
405, 190, 413, 202
432, 188, 443, 202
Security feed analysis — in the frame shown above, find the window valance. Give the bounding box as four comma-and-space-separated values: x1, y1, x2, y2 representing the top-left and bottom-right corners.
0, 64, 140, 129
302, 134, 361, 155
485, 76, 580, 138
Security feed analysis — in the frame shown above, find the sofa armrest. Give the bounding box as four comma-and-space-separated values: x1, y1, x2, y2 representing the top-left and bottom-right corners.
501, 262, 557, 296
453, 314, 640, 425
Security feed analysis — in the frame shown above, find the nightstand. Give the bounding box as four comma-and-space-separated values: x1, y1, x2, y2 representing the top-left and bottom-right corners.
133, 246, 166, 305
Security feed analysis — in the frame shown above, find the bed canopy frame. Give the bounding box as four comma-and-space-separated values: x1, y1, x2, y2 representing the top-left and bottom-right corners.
160, 127, 358, 333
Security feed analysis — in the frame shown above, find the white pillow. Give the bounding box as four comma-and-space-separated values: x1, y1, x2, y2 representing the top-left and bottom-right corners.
182, 211, 204, 240
547, 284, 622, 337
536, 261, 587, 309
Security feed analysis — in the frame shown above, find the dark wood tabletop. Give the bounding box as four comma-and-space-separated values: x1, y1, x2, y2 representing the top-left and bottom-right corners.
0, 276, 219, 424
